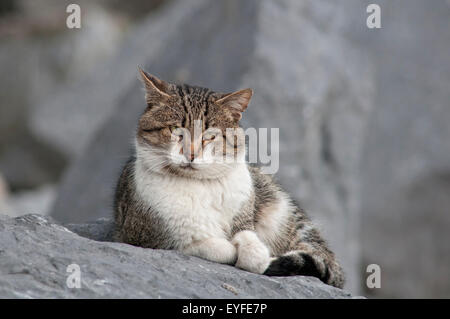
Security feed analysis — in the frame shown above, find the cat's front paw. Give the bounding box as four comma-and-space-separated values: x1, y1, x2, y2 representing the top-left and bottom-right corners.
231, 230, 271, 274
183, 237, 237, 265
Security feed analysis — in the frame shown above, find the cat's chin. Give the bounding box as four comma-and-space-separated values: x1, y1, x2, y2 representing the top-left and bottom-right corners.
167, 163, 233, 180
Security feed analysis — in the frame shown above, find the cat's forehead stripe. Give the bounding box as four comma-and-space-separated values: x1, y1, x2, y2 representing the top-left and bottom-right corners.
175, 84, 214, 128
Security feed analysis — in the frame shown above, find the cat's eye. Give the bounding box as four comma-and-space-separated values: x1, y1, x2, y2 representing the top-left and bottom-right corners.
204, 135, 216, 141
169, 126, 183, 142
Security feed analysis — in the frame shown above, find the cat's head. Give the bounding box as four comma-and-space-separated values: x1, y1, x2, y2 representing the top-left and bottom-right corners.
135, 68, 252, 179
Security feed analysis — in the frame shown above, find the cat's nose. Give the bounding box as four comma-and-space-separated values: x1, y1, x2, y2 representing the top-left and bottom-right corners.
189, 148, 195, 161
184, 141, 200, 162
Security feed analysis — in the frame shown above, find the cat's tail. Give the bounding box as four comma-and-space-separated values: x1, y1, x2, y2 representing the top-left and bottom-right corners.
263, 248, 345, 289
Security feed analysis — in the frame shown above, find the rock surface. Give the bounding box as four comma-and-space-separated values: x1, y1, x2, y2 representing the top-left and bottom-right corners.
51, 0, 375, 293
0, 214, 359, 299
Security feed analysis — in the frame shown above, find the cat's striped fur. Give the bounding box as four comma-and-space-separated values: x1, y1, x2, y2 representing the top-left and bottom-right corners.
113, 68, 345, 288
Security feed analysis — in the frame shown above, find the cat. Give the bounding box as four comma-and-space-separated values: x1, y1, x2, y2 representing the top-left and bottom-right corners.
113, 68, 345, 288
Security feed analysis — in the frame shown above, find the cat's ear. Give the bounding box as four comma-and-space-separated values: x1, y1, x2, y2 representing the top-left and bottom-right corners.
215, 88, 253, 120
138, 67, 172, 102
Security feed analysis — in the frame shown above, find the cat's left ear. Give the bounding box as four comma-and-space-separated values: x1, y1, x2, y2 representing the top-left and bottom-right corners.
215, 88, 253, 120
138, 67, 172, 102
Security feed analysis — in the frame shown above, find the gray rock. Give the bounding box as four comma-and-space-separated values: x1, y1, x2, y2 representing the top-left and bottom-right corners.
51, 0, 375, 293
65, 218, 116, 242
0, 3, 123, 189
0, 184, 56, 217
0, 214, 360, 299
341, 0, 450, 298
0, 173, 8, 202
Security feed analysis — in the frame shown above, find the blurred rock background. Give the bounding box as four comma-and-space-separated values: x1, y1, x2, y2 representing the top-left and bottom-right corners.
344, 0, 450, 298
0, 0, 449, 298
0, 0, 164, 215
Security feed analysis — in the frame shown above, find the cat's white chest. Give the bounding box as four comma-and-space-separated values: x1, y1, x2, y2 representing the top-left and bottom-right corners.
134, 164, 252, 247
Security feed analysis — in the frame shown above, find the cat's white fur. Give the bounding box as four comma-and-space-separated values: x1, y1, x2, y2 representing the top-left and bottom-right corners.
232, 230, 271, 274
255, 193, 293, 253
134, 140, 272, 273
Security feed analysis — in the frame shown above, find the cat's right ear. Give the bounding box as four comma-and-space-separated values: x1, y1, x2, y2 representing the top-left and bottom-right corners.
138, 67, 172, 103
215, 88, 253, 121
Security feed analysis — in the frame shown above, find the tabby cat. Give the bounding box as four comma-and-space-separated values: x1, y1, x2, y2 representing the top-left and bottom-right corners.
113, 68, 345, 288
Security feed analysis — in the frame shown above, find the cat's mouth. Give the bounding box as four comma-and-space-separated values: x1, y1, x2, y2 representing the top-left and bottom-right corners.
179, 163, 197, 170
